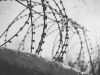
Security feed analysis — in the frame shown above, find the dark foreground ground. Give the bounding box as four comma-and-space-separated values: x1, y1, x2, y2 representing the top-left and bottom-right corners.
0, 47, 86, 75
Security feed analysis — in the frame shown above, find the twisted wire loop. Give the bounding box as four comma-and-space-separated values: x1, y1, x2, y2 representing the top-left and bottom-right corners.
35, 0, 47, 55
0, 0, 99, 75
28, 0, 35, 53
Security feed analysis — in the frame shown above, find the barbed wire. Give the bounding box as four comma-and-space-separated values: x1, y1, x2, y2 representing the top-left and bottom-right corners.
0, 0, 99, 75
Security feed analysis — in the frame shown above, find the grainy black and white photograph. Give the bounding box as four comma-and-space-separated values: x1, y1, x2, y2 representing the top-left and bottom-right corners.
0, 0, 100, 75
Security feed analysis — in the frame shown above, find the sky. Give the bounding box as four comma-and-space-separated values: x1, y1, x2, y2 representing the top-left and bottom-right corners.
0, 0, 100, 64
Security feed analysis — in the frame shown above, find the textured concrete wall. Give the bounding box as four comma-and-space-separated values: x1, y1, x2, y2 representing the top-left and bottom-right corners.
0, 47, 87, 75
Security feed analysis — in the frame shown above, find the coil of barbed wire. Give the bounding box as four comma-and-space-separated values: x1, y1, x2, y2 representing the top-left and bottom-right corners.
0, 0, 100, 75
